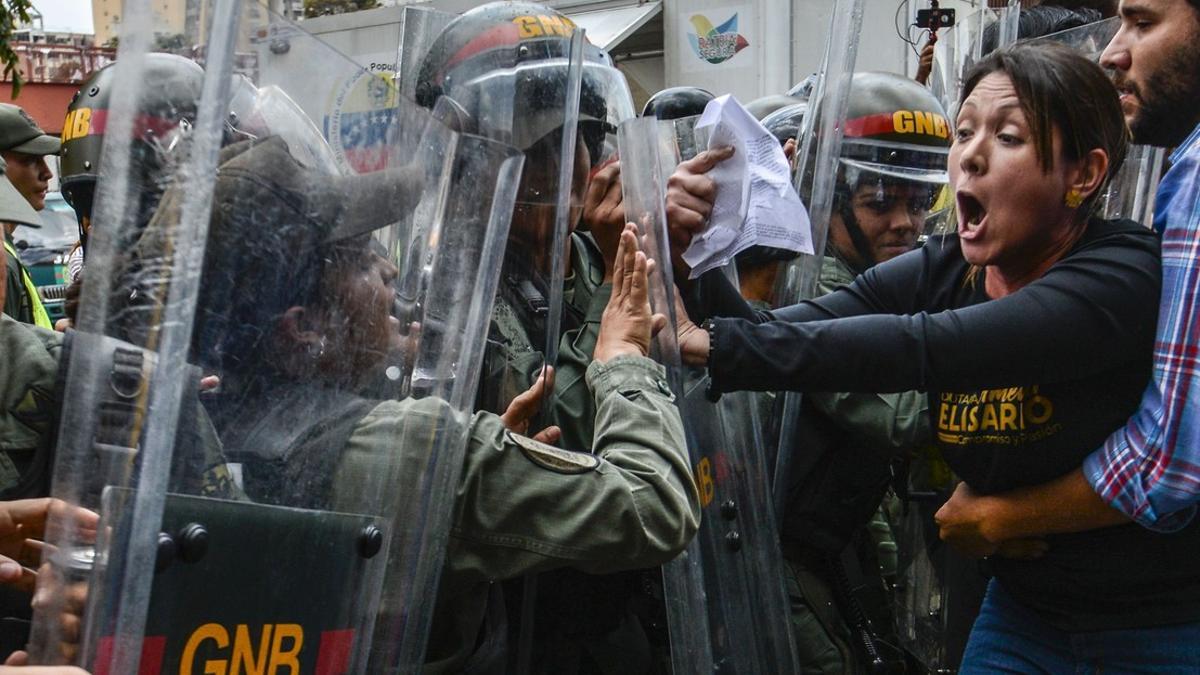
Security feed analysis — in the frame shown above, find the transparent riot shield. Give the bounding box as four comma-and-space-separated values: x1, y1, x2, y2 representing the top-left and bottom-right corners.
891, 450, 988, 673
1100, 144, 1165, 227
28, 3, 524, 673
401, 10, 643, 672
1027, 16, 1118, 60
929, 1, 1020, 119
768, 0, 864, 524
619, 116, 798, 674
395, 6, 454, 106
396, 6, 588, 419
1029, 17, 1165, 228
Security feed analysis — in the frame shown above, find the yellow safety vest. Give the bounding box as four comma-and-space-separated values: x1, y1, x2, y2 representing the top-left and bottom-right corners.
3, 238, 52, 329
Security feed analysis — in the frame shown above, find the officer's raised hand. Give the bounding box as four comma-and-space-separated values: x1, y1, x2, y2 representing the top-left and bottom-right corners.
500, 367, 562, 445
595, 224, 666, 362
673, 293, 709, 368
664, 146, 735, 279
582, 158, 625, 282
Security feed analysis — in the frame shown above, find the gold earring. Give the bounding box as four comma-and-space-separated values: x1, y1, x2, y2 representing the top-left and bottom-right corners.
1064, 190, 1084, 208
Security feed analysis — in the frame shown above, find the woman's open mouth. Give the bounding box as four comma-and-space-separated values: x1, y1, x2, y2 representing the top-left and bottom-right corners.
957, 192, 987, 240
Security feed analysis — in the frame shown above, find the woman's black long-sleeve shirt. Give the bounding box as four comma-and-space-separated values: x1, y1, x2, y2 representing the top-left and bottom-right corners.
695, 217, 1200, 631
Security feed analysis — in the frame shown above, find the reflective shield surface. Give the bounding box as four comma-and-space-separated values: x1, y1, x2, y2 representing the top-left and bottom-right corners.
29, 4, 523, 672
619, 116, 798, 674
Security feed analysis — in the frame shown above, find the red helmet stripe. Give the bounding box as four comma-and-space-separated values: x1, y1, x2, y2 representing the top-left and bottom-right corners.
440, 22, 525, 85
73, 109, 189, 142
843, 112, 895, 138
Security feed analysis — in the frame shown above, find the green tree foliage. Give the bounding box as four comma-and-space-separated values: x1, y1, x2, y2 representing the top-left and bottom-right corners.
1, 0, 36, 97
303, 0, 380, 19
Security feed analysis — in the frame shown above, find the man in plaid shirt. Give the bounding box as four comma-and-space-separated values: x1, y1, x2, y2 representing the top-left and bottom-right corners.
935, 0, 1200, 554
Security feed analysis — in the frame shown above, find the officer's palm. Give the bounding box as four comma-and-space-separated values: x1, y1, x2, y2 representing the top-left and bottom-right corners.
596, 225, 666, 362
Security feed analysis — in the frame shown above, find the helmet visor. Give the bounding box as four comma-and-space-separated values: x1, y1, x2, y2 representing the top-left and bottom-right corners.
839, 138, 949, 184
444, 58, 632, 169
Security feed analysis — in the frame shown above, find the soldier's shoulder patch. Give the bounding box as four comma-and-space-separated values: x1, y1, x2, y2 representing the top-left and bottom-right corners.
507, 430, 599, 475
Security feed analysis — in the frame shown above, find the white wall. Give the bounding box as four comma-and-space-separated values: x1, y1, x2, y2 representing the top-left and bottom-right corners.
618, 56, 665, 107
664, 0, 770, 102
666, 0, 985, 99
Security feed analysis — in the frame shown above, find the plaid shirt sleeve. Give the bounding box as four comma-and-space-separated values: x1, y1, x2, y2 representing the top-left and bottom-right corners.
1084, 124, 1200, 532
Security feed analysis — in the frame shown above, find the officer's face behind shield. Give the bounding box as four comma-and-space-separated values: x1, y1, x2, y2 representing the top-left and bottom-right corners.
511, 128, 591, 260
829, 139, 950, 269
299, 238, 403, 381
425, 36, 626, 269
189, 136, 421, 388
832, 173, 941, 266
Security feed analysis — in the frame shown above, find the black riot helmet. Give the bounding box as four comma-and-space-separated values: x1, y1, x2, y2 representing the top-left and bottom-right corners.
761, 101, 809, 146
787, 73, 819, 98
414, 1, 634, 168
744, 94, 806, 122
59, 54, 205, 244
641, 86, 715, 120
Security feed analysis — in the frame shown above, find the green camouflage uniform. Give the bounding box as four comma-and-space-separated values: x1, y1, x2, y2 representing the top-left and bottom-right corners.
483, 232, 680, 673
0, 314, 239, 499
0, 314, 60, 495
784, 255, 931, 674
480, 231, 606, 440
550, 233, 610, 453
321, 355, 696, 673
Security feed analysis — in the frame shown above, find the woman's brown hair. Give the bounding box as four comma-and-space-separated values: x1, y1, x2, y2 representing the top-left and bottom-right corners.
960, 41, 1130, 219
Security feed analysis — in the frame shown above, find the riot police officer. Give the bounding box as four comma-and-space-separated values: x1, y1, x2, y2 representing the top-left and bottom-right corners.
641, 86, 715, 120
187, 136, 696, 672
666, 71, 954, 673
0, 158, 50, 497
58, 54, 207, 276
412, 5, 676, 671
804, 72, 952, 674
412, 1, 634, 443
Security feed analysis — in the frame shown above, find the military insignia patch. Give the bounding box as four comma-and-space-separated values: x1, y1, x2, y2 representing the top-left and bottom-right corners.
507, 431, 599, 474
11, 386, 54, 434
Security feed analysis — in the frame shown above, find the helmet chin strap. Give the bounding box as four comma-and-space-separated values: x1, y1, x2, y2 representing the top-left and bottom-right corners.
832, 198, 877, 275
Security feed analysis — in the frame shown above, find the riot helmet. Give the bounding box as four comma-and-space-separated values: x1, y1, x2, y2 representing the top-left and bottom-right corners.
744, 94, 806, 122
827, 71, 951, 272
60, 54, 204, 250
414, 1, 633, 171
413, 1, 634, 307
641, 86, 715, 120
761, 102, 809, 147
786, 73, 819, 99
